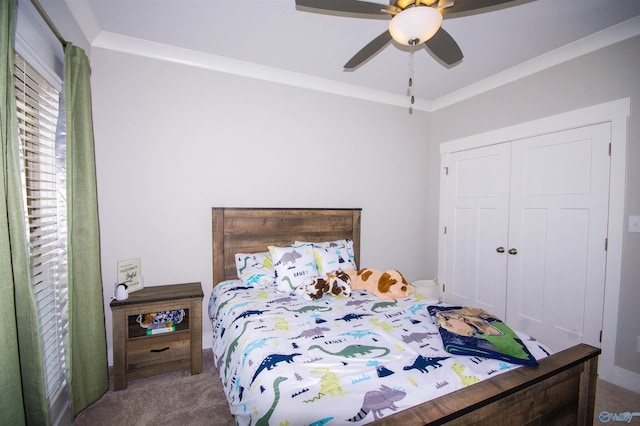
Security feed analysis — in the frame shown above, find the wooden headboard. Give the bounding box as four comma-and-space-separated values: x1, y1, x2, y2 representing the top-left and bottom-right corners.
212, 208, 361, 286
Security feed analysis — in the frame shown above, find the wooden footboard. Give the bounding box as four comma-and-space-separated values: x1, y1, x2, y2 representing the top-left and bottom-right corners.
375, 343, 600, 426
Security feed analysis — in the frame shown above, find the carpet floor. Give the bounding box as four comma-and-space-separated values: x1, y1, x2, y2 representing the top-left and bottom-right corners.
73, 350, 639, 425
72, 350, 234, 426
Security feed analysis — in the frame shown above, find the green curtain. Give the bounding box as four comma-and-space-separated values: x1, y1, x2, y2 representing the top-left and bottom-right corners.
1, 0, 49, 424
64, 43, 109, 417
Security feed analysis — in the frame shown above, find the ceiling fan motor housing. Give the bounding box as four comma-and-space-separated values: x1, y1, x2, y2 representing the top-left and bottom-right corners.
388, 6, 443, 45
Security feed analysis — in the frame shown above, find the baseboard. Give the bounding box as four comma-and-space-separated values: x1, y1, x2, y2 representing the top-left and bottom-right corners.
609, 366, 640, 393
202, 332, 213, 349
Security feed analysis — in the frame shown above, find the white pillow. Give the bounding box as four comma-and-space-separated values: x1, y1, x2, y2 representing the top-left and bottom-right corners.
235, 251, 274, 286
296, 239, 357, 274
268, 244, 319, 293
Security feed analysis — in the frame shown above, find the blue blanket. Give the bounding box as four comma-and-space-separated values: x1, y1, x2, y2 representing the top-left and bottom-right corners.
427, 305, 539, 366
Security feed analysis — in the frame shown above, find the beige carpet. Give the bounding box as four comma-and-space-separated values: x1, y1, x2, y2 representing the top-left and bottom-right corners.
594, 379, 640, 424
72, 350, 234, 426
74, 350, 639, 425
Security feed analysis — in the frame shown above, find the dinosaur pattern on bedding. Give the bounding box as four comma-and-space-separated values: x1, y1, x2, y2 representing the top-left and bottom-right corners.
209, 280, 550, 425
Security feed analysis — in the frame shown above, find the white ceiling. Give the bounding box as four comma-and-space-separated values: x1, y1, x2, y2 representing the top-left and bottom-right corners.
65, 0, 640, 109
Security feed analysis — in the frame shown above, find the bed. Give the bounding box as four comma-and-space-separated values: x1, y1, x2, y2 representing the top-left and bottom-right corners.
210, 207, 600, 425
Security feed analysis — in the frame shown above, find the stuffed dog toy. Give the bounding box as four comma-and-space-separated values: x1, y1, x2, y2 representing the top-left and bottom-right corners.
345, 268, 414, 300
296, 270, 352, 301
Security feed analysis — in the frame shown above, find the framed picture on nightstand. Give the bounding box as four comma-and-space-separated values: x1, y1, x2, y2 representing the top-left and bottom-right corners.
117, 257, 143, 293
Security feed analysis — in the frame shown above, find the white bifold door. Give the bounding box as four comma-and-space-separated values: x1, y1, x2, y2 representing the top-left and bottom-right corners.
440, 123, 611, 352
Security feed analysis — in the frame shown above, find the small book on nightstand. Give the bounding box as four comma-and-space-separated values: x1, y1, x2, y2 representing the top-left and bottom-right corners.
145, 322, 176, 335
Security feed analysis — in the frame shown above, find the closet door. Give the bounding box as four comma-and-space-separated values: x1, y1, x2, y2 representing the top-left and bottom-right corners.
505, 123, 611, 351
441, 144, 511, 319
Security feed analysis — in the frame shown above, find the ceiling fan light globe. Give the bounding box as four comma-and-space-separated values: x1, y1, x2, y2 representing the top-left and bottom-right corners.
388, 6, 443, 46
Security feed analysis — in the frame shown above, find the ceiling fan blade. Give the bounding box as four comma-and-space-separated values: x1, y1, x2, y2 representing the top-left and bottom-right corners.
440, 0, 520, 17
295, 0, 397, 16
344, 31, 393, 69
437, 0, 455, 8
424, 27, 463, 65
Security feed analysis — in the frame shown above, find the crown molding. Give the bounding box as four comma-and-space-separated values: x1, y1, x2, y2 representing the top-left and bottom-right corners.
430, 16, 640, 111
91, 32, 430, 112
89, 16, 639, 113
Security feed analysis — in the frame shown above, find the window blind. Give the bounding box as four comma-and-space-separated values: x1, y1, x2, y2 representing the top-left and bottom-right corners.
13, 53, 69, 417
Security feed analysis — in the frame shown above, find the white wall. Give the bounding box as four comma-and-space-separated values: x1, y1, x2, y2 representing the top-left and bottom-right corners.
89, 48, 432, 357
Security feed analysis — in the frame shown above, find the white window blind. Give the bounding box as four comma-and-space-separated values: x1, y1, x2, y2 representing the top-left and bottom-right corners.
13, 52, 69, 420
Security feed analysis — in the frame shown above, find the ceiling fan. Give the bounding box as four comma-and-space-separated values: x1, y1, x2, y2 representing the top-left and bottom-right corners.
295, 0, 522, 69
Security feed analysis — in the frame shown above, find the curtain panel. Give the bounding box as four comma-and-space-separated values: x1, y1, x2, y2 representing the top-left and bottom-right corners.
1, 0, 49, 424
64, 43, 109, 417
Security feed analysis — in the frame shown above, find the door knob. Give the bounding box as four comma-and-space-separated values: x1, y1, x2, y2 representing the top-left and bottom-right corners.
508, 248, 518, 255
496, 247, 505, 253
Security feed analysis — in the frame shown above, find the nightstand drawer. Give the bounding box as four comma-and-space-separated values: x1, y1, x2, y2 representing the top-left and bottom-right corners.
127, 332, 190, 369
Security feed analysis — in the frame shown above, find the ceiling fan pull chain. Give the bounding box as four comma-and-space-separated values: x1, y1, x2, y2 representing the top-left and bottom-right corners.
409, 41, 415, 105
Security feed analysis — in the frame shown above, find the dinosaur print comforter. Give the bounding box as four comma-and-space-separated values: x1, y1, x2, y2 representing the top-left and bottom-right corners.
209, 280, 551, 425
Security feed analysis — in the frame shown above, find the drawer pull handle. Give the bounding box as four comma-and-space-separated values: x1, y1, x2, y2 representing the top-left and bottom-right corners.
150, 347, 170, 353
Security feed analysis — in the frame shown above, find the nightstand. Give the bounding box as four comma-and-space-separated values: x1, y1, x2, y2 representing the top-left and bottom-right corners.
110, 282, 204, 390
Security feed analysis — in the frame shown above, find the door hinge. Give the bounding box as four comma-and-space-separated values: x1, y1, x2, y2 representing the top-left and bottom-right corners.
444, 166, 449, 176
609, 143, 612, 156
605, 238, 608, 251
599, 330, 603, 343
442, 283, 445, 293
444, 226, 447, 235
